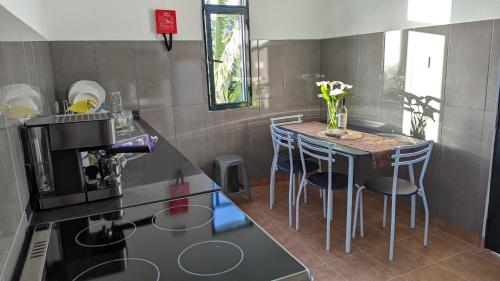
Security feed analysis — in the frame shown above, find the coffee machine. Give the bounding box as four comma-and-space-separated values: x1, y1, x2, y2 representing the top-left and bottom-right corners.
20, 113, 155, 210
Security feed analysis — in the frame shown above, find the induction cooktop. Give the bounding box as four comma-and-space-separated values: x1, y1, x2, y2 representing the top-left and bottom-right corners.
19, 192, 310, 281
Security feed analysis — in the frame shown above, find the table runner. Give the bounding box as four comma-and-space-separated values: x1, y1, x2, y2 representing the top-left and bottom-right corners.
282, 121, 411, 168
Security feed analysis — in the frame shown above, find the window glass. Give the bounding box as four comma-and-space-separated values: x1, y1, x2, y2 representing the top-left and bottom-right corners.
203, 0, 251, 110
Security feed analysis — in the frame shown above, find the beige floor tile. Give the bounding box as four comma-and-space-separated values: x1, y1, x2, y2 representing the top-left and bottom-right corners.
365, 244, 434, 275
350, 224, 391, 251
398, 233, 467, 261
285, 239, 324, 268
439, 251, 500, 281
469, 248, 500, 267
309, 264, 346, 281
402, 263, 466, 281
328, 252, 397, 281
387, 277, 406, 281
297, 232, 360, 263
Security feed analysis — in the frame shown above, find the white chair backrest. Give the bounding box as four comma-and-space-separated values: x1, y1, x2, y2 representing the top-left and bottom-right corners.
270, 124, 295, 159
298, 134, 336, 185
392, 140, 433, 188
270, 114, 304, 126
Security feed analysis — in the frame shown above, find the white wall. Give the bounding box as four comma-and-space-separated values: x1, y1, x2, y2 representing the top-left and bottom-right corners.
0, 5, 45, 41
0, 0, 47, 38
42, 0, 202, 41
250, 0, 323, 40
4, 0, 500, 41
323, 0, 500, 38
42, 0, 324, 41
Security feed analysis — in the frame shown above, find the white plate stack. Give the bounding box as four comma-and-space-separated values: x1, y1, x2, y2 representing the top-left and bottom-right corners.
1, 84, 44, 112
68, 80, 106, 107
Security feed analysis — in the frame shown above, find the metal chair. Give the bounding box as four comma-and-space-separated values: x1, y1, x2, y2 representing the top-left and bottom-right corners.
269, 125, 319, 227
352, 140, 433, 261
269, 114, 320, 205
295, 134, 348, 251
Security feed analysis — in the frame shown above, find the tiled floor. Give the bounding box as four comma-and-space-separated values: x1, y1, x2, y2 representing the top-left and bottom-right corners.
233, 181, 500, 281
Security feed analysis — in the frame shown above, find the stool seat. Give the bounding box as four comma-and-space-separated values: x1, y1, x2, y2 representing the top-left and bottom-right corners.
215, 154, 244, 167
213, 154, 252, 202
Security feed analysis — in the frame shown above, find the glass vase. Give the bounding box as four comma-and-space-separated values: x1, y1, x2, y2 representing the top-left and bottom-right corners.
327, 100, 340, 130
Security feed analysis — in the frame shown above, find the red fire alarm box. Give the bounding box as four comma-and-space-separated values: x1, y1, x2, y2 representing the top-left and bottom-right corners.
155, 10, 177, 34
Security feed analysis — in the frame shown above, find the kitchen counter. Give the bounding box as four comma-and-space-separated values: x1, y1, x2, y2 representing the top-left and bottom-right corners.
30, 117, 219, 224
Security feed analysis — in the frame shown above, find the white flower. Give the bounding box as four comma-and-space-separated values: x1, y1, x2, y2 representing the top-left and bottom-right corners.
317, 94, 324, 98
340, 84, 353, 91
330, 89, 343, 96
316, 81, 329, 87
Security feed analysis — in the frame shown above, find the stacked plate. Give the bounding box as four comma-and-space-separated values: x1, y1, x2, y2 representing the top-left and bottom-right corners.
68, 80, 105, 107
1, 84, 43, 113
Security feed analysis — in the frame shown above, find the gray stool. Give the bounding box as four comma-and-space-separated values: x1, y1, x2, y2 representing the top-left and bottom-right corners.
213, 154, 252, 202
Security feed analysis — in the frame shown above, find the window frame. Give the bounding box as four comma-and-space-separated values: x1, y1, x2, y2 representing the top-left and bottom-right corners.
202, 1, 252, 111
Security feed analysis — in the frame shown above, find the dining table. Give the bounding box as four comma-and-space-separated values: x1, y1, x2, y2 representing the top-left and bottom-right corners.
279, 120, 422, 254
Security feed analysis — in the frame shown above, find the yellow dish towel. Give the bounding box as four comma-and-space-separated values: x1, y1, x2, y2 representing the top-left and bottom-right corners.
66, 99, 98, 113
0, 104, 40, 118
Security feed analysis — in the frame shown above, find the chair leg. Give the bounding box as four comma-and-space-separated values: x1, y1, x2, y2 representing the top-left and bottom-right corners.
389, 194, 397, 261
420, 189, 430, 246
410, 194, 416, 229
353, 185, 365, 238
326, 188, 333, 251
322, 190, 327, 218
359, 188, 364, 238
353, 187, 360, 238
304, 178, 308, 204
295, 177, 306, 230
383, 195, 388, 228
288, 172, 294, 227
269, 162, 277, 209
292, 173, 296, 206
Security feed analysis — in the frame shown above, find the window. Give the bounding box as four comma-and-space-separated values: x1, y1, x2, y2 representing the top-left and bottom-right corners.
202, 0, 252, 110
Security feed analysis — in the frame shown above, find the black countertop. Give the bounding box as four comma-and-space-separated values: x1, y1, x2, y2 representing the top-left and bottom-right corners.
30, 117, 219, 225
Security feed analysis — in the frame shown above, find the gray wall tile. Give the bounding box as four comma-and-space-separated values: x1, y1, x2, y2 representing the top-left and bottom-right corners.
283, 41, 308, 96
133, 41, 173, 109
320, 36, 359, 89
94, 41, 139, 110
306, 40, 322, 97
140, 107, 176, 146
0, 115, 23, 261
50, 41, 98, 103
437, 183, 478, 234
258, 40, 286, 98
440, 106, 483, 192
170, 41, 206, 106
355, 33, 384, 121
173, 104, 208, 136
445, 20, 493, 109
486, 19, 500, 112
479, 110, 496, 193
